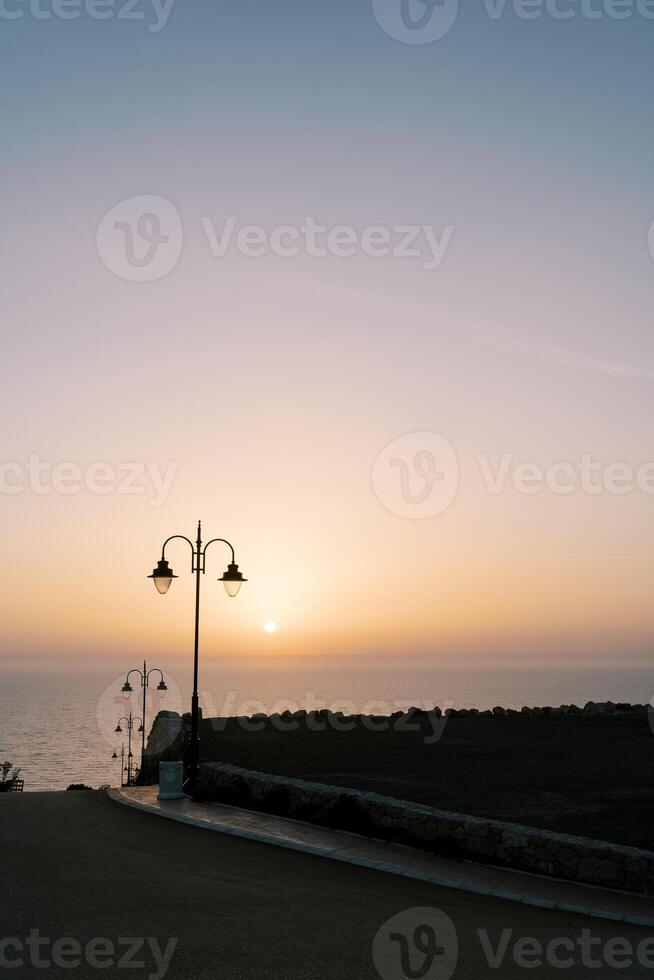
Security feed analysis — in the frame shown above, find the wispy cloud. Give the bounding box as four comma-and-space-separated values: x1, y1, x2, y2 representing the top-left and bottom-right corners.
489, 336, 654, 383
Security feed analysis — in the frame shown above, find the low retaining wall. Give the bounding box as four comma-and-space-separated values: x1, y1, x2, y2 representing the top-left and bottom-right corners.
142, 703, 651, 755
197, 761, 654, 897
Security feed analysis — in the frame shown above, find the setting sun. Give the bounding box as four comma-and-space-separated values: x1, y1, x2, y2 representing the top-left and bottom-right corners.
263, 621, 277, 634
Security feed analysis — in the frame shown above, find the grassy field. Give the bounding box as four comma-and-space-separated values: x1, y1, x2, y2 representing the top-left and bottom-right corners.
198, 711, 654, 850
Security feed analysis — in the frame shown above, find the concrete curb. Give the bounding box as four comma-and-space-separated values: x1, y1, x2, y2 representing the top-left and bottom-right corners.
108, 788, 654, 927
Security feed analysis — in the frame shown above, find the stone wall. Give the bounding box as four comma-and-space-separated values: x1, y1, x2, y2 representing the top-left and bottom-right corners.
142, 702, 650, 753
197, 761, 654, 897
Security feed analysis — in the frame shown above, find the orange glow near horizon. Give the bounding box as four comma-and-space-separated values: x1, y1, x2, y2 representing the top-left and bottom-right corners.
2, 459, 654, 670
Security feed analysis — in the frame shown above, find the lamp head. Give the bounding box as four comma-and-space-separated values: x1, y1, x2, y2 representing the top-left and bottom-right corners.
220, 562, 247, 597
148, 559, 177, 595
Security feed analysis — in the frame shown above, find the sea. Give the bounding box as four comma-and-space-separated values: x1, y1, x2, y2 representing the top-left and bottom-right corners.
1, 660, 652, 792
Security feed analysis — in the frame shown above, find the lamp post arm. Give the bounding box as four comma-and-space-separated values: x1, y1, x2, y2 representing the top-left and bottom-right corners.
161, 535, 196, 569
125, 668, 144, 687
145, 667, 165, 685
202, 537, 236, 569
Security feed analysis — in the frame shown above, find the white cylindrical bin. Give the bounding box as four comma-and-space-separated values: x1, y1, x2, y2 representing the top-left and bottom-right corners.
157, 761, 185, 800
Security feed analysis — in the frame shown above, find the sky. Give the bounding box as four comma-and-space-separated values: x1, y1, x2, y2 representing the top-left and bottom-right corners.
1, 0, 653, 670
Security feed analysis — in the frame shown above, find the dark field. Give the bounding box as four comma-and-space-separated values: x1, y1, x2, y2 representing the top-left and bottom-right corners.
199, 711, 654, 850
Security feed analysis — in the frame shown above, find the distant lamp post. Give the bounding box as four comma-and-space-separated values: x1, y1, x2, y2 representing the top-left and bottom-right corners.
121, 660, 167, 774
148, 520, 246, 791
114, 712, 142, 786
111, 744, 126, 787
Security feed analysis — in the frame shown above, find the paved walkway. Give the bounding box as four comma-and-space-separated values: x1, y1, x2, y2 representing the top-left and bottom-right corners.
110, 786, 653, 926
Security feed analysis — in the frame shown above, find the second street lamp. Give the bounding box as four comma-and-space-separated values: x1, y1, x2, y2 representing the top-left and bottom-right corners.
122, 660, 167, 776
148, 520, 246, 792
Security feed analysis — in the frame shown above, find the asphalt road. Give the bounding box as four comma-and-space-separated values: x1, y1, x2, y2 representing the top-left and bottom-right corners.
1, 792, 652, 980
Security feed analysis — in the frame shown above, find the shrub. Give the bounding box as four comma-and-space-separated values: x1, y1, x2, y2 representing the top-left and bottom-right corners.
0, 760, 21, 786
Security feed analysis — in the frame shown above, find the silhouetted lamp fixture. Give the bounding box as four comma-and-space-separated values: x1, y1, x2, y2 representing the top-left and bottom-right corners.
220, 562, 247, 597
148, 559, 177, 595
115, 723, 122, 733
112, 750, 117, 759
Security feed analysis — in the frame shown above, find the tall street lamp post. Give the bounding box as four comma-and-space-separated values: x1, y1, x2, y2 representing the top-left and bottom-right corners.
148, 520, 246, 792
115, 712, 143, 786
121, 661, 168, 774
